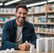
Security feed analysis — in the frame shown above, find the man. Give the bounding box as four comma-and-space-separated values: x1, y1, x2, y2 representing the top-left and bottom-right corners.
1, 4, 37, 50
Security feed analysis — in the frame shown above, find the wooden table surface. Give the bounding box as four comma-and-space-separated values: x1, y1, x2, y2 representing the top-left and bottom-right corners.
16, 50, 54, 53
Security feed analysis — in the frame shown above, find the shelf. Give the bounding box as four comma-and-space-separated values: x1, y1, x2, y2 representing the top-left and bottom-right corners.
27, 13, 33, 15
35, 31, 54, 35
0, 6, 54, 37
0, 22, 5, 24
46, 22, 54, 25
47, 11, 54, 14
33, 22, 54, 25
33, 22, 46, 25
48, 17, 54, 18
33, 12, 46, 15
0, 11, 54, 16
0, 13, 15, 16
27, 11, 54, 15
27, 12, 46, 15
0, 32, 2, 35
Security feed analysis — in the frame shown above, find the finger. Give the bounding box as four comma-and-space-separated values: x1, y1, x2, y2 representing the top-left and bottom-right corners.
26, 46, 30, 51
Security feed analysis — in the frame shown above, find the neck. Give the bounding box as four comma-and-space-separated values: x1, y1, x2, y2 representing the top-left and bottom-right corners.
16, 19, 24, 26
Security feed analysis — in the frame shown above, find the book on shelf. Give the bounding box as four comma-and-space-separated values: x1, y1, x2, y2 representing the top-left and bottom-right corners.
46, 4, 51, 12
0, 8, 16, 14
35, 25, 54, 34
48, 14, 54, 23
39, 5, 46, 12
34, 16, 46, 23
0, 17, 6, 22
48, 18, 54, 23
48, 14, 54, 18
34, 5, 46, 13
34, 6, 40, 13
26, 16, 33, 23
46, 4, 54, 12
0, 25, 3, 34
34, 16, 39, 23
49, 4, 54, 11
28, 7, 32, 13
9, 16, 16, 21
40, 16, 46, 23
0, 16, 16, 23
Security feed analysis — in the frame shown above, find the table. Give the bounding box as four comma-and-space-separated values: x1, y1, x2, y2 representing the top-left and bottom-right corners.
16, 50, 54, 53
16, 50, 29, 53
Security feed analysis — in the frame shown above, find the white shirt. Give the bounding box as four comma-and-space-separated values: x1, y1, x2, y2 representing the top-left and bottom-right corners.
16, 26, 23, 44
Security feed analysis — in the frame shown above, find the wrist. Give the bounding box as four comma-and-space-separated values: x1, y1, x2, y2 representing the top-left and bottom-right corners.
18, 44, 21, 49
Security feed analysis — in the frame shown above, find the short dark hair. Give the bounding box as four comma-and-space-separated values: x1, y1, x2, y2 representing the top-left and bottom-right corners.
16, 4, 28, 12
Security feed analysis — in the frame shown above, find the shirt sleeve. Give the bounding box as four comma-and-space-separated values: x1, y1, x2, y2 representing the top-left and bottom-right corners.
30, 24, 37, 48
1, 22, 18, 50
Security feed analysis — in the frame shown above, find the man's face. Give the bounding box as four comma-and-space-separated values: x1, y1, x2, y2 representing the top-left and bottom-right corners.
15, 8, 27, 24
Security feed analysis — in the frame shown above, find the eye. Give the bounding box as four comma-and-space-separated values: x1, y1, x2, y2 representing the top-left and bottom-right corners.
23, 13, 27, 15
19, 12, 21, 14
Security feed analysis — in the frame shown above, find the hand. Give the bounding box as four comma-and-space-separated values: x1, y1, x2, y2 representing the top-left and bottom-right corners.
18, 43, 30, 51
18, 43, 25, 51
25, 42, 30, 51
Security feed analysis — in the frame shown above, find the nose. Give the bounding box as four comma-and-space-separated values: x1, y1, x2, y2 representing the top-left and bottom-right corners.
21, 14, 24, 17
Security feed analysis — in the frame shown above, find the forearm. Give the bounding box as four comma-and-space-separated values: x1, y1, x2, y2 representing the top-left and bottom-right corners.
2, 41, 18, 50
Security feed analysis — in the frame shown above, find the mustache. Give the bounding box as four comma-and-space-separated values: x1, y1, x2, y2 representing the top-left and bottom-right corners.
18, 16, 25, 20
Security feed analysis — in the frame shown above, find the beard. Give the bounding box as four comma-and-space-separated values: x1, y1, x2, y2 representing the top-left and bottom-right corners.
16, 16, 25, 24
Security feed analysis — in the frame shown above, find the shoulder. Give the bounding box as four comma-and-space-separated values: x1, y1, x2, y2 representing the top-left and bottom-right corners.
5, 19, 15, 25
6, 19, 15, 24
4, 19, 16, 27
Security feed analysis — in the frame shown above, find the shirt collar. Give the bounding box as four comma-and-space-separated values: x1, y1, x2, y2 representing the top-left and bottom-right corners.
14, 19, 27, 29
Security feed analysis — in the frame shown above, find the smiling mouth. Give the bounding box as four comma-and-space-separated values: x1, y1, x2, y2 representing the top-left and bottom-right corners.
18, 17, 25, 23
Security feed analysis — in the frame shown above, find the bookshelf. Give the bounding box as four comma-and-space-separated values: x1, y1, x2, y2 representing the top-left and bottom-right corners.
0, 3, 54, 38
35, 31, 54, 35
39, 31, 54, 35
27, 3, 54, 37
0, 13, 15, 16
0, 22, 5, 24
